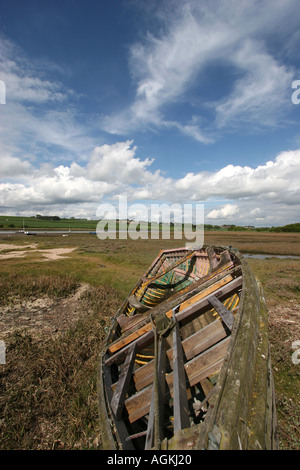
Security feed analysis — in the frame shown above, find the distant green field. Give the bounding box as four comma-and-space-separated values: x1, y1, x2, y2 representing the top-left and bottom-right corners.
1, 215, 300, 233
0, 215, 98, 230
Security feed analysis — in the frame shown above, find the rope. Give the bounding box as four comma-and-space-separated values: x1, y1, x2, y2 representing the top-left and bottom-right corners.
126, 430, 148, 441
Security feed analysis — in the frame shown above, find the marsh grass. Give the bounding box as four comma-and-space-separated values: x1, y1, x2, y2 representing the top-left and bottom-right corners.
0, 232, 299, 449
0, 273, 79, 306
204, 230, 300, 256
0, 284, 120, 450
249, 258, 300, 449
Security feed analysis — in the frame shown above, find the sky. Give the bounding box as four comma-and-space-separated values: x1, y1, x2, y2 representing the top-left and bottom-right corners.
1, 0, 300, 227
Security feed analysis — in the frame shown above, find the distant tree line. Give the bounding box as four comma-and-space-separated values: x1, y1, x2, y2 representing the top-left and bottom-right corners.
35, 215, 60, 220
206, 223, 300, 232
268, 223, 300, 233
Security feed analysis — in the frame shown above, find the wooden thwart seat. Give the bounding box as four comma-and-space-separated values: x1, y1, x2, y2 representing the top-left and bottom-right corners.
125, 337, 230, 423
133, 318, 227, 392
105, 274, 242, 366
208, 295, 235, 331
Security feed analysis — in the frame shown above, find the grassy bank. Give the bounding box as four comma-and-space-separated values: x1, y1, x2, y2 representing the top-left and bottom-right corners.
204, 230, 300, 256
0, 232, 299, 449
0, 215, 98, 231
248, 257, 300, 449
0, 284, 120, 449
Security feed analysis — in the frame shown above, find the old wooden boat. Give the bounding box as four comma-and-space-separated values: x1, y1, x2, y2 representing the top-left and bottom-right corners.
98, 246, 277, 450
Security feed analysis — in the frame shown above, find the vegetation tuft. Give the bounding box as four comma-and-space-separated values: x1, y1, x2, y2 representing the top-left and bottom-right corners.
0, 273, 79, 306
0, 284, 120, 450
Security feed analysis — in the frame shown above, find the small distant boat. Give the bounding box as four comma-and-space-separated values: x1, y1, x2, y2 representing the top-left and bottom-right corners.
98, 246, 278, 450
18, 220, 26, 233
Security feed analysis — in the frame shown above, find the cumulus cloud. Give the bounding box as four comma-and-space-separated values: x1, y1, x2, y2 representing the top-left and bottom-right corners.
0, 154, 33, 178
1, 141, 300, 225
86, 141, 155, 184
249, 208, 263, 217
173, 150, 300, 203
207, 204, 239, 220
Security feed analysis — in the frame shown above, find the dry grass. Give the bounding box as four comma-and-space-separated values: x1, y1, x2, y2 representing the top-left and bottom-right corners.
248, 258, 300, 450
0, 231, 299, 450
0, 284, 120, 450
0, 273, 79, 306
205, 230, 300, 256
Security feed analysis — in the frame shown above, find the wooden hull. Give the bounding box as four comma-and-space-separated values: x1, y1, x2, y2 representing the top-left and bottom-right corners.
98, 246, 278, 450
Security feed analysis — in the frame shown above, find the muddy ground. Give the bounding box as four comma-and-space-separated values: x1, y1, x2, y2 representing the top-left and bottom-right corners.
0, 243, 76, 261
0, 283, 90, 342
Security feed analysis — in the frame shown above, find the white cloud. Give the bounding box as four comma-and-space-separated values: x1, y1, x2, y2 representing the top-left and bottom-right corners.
102, 0, 298, 140
86, 141, 155, 184
0, 38, 66, 104
0, 37, 96, 162
214, 40, 293, 128
1, 142, 300, 225
249, 208, 263, 217
207, 204, 239, 220
173, 150, 300, 202
0, 154, 33, 178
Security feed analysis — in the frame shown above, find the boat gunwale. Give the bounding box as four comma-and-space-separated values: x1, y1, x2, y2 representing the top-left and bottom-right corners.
195, 248, 278, 450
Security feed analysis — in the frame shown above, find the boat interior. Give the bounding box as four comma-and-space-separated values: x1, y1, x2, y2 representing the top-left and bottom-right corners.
102, 246, 243, 449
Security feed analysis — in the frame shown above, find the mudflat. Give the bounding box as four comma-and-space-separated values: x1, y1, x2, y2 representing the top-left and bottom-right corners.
0, 243, 76, 261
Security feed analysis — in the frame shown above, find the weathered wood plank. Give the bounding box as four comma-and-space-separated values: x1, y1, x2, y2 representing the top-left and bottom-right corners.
101, 363, 135, 450
126, 338, 229, 423
133, 319, 226, 392
172, 313, 190, 433
207, 247, 219, 270
108, 323, 152, 355
127, 358, 224, 424
117, 312, 148, 333
110, 344, 137, 419
208, 295, 235, 331
108, 272, 236, 355
182, 338, 229, 388
175, 276, 242, 325
105, 330, 154, 367
145, 336, 167, 450
168, 318, 227, 364
106, 274, 241, 364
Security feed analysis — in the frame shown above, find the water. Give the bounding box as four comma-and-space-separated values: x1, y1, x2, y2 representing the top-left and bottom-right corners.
0, 230, 94, 235
243, 253, 300, 260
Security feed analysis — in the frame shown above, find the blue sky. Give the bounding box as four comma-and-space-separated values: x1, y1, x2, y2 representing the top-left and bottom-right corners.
1, 0, 300, 226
